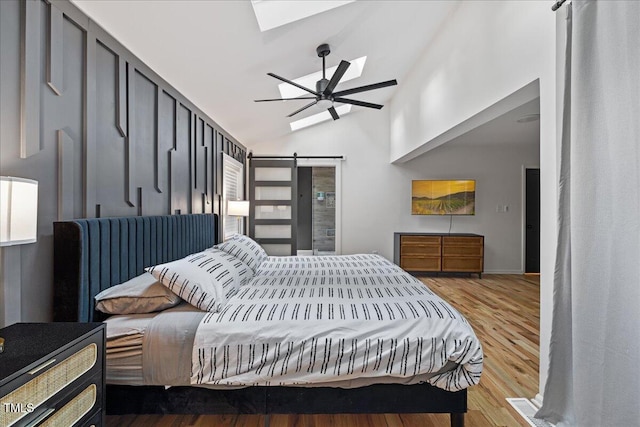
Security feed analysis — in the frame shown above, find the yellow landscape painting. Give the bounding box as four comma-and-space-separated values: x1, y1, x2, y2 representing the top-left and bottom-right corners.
412, 180, 476, 215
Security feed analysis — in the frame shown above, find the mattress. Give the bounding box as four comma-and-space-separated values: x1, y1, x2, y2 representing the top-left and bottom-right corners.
104, 311, 154, 385
105, 302, 205, 385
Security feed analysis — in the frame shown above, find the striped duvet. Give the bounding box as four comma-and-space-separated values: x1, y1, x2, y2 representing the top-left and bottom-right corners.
191, 254, 483, 391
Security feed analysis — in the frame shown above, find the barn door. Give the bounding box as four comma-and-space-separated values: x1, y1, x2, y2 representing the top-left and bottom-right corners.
249, 158, 297, 256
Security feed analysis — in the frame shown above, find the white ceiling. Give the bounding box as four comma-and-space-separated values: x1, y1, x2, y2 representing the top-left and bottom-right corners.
447, 98, 540, 149
71, 0, 460, 148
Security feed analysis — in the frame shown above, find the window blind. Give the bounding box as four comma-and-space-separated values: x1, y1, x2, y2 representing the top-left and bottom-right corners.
222, 153, 244, 240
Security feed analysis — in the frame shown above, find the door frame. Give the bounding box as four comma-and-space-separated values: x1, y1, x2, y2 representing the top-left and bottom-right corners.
296, 158, 343, 255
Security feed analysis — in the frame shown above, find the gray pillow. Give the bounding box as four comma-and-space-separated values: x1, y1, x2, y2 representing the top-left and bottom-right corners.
95, 272, 181, 314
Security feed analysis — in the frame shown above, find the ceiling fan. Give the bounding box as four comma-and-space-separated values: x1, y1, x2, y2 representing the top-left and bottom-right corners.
254, 44, 398, 120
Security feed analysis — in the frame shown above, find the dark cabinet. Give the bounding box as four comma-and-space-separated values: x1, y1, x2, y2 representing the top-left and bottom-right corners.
0, 323, 105, 426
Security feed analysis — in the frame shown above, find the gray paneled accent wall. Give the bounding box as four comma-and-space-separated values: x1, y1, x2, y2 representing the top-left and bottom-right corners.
0, 0, 246, 324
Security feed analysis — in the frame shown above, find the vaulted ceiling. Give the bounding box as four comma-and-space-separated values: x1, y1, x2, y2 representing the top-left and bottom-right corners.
71, 0, 460, 147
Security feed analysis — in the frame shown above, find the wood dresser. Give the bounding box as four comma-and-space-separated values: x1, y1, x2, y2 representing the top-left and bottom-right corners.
0, 323, 105, 427
394, 232, 484, 278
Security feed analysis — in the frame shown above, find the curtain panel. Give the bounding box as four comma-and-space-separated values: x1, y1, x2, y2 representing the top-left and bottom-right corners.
538, 2, 640, 426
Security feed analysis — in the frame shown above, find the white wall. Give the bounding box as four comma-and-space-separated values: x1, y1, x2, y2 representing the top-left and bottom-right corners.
404, 141, 538, 273
388, 1, 557, 398
390, 1, 553, 163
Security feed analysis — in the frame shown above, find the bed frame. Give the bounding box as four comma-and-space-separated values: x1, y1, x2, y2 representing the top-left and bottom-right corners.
53, 213, 467, 427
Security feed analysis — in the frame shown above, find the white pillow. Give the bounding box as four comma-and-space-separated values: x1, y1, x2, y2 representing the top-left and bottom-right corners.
146, 249, 253, 312
95, 272, 181, 314
215, 234, 267, 272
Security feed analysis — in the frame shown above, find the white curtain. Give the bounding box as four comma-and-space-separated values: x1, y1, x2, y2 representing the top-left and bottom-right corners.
537, 1, 640, 426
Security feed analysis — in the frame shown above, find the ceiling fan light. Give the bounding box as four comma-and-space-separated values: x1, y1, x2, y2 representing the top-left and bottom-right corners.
316, 99, 333, 110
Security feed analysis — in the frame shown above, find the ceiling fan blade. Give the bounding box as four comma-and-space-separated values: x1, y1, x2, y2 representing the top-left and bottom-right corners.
332, 79, 398, 97
267, 73, 319, 96
328, 106, 340, 120
334, 97, 384, 109
287, 100, 318, 117
254, 97, 317, 102
323, 60, 350, 96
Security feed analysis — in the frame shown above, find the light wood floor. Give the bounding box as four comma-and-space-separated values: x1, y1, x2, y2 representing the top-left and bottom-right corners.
106, 274, 540, 427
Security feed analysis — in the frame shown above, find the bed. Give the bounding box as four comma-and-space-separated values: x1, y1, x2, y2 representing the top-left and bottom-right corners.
53, 213, 482, 427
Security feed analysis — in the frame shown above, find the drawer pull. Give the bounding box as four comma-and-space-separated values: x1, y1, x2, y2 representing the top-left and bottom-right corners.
24, 408, 55, 427
27, 358, 56, 375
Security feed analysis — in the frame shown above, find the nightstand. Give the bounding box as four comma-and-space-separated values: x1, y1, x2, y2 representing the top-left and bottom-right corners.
0, 323, 105, 427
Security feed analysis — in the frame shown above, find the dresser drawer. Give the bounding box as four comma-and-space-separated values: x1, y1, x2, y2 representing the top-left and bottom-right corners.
442, 245, 483, 257
442, 257, 484, 272
401, 256, 441, 271
442, 236, 483, 246
401, 244, 441, 257
401, 235, 442, 245
39, 374, 103, 427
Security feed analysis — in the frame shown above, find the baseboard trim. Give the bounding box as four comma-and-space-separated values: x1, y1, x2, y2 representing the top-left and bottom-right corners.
483, 270, 525, 274
506, 398, 554, 427
532, 393, 543, 408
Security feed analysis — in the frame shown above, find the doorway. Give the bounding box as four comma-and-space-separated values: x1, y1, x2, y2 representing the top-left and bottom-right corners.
525, 168, 540, 273
297, 166, 336, 255
248, 155, 342, 256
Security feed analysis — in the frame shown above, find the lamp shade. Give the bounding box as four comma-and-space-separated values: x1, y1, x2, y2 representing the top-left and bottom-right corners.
227, 200, 249, 217
0, 176, 38, 246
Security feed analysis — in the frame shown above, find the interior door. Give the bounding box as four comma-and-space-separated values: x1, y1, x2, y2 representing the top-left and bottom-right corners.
249, 159, 297, 256
525, 168, 541, 273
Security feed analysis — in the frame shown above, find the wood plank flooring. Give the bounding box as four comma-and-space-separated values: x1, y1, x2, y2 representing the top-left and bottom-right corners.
106, 274, 540, 427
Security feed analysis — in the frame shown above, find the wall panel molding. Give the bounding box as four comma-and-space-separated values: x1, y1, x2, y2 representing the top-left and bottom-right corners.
57, 129, 74, 220
154, 85, 162, 193
193, 116, 206, 213
20, 0, 42, 158
83, 28, 97, 217
124, 63, 136, 207
50, 0, 88, 28
205, 124, 215, 213
137, 187, 143, 216
116, 55, 127, 137
47, 2, 63, 95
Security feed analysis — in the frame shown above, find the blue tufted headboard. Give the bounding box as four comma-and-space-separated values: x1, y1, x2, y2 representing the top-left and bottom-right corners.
53, 214, 218, 322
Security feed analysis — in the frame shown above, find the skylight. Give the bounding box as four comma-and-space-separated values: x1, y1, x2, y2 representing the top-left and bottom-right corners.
251, 1, 355, 32
278, 56, 367, 99
290, 105, 352, 131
